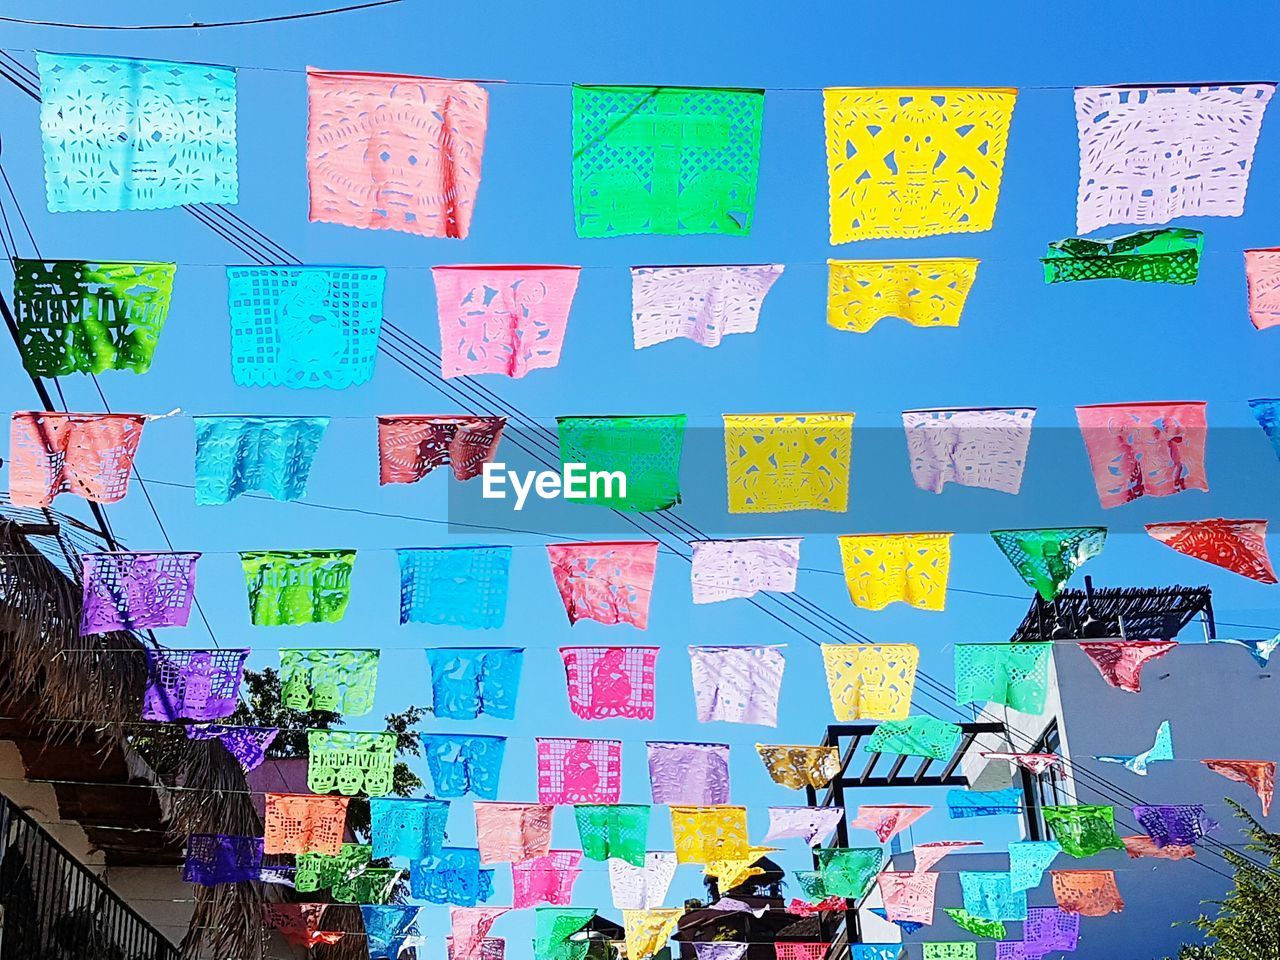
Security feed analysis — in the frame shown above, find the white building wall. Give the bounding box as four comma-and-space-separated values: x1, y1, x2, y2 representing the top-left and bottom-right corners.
105, 866, 194, 948
959, 646, 1078, 808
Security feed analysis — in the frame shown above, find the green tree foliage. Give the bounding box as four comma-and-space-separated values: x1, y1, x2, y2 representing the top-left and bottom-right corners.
226, 666, 428, 838
1164, 800, 1280, 960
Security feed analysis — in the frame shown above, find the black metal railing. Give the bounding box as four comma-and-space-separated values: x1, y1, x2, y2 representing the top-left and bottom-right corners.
0, 793, 179, 960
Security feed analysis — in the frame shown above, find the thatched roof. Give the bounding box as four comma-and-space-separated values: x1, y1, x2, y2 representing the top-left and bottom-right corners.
0, 514, 269, 959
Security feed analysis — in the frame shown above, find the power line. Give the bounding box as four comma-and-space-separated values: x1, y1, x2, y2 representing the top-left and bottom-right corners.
0, 1, 404, 31
205, 206, 1280, 883
1214, 619, 1280, 633
177, 200, 1277, 882
0, 50, 36, 88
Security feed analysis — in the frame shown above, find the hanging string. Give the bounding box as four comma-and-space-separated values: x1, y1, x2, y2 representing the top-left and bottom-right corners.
0, 2, 404, 31
0, 44, 1231, 93
0, 714, 976, 747
5, 478, 1278, 634
1, 403, 1272, 422
0, 251, 1252, 270
0, 711, 1268, 765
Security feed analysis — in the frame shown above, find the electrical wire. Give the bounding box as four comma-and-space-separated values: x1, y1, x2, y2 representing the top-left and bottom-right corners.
0, 1, 404, 31
175, 202, 1280, 882
210, 206, 1278, 882
0, 53, 36, 94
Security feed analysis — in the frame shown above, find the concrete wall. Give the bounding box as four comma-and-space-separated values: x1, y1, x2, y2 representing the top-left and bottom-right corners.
105, 866, 194, 948
859, 859, 904, 945
897, 851, 1033, 954
899, 641, 1270, 959
1046, 640, 1271, 960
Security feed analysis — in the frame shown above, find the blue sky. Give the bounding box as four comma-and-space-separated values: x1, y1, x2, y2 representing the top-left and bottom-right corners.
4, 0, 1280, 952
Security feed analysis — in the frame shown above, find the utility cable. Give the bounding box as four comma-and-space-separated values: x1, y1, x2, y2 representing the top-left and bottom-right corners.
0, 1, 403, 31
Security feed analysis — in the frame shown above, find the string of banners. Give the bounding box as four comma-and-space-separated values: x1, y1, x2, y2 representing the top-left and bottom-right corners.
162, 628, 1270, 937
53, 524, 1280, 642
9, 406, 1280, 590
14, 50, 1280, 960
10, 243, 1280, 387
24, 56, 1277, 247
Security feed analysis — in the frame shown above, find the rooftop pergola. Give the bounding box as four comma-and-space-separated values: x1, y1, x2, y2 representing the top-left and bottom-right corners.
1009, 579, 1215, 643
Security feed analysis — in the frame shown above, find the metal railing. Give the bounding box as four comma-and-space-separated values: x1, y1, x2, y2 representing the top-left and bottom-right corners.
0, 793, 179, 960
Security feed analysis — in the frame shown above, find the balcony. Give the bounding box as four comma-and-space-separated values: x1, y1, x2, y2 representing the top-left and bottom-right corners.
0, 791, 179, 960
